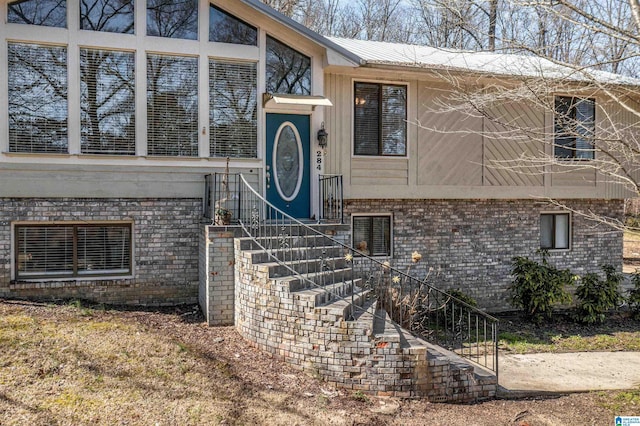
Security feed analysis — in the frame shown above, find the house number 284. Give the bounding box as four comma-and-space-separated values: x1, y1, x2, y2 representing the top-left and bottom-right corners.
316, 151, 323, 171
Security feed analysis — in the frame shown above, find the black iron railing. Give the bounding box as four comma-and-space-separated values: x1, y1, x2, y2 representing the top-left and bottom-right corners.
235, 174, 499, 376
319, 174, 343, 223
204, 173, 241, 224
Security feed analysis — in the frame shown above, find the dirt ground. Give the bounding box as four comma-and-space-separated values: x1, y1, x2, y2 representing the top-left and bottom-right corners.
0, 300, 637, 426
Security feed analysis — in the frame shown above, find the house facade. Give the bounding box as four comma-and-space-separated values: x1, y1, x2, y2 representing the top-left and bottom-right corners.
0, 0, 634, 311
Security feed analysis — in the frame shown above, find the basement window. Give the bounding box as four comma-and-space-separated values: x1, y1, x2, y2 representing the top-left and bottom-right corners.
352, 215, 392, 257
14, 223, 133, 279
540, 213, 570, 250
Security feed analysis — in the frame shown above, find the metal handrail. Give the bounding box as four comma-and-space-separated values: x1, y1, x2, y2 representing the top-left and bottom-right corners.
236, 173, 499, 377
319, 174, 343, 223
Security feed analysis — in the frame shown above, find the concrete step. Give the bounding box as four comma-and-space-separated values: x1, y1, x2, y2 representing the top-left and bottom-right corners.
244, 245, 345, 265
275, 267, 357, 291
293, 279, 364, 307
315, 288, 371, 321
237, 234, 339, 251
265, 256, 349, 279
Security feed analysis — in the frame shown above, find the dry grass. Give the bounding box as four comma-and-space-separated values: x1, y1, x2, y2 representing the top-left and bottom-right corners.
0, 299, 634, 425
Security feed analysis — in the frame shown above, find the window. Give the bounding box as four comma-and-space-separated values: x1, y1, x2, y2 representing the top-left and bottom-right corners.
81, 48, 135, 155
210, 60, 257, 158
8, 0, 66, 27
354, 82, 407, 156
147, 0, 197, 40
540, 213, 570, 250
147, 54, 198, 156
8, 42, 68, 153
209, 5, 257, 45
80, 0, 134, 33
14, 223, 132, 279
554, 96, 595, 159
352, 215, 391, 256
265, 36, 311, 95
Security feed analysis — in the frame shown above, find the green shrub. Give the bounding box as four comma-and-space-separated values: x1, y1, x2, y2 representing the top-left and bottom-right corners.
574, 265, 624, 324
509, 253, 573, 322
628, 272, 640, 320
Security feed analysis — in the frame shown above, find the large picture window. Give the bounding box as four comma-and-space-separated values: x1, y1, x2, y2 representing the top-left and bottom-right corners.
209, 5, 257, 45
8, 42, 68, 153
15, 223, 132, 279
80, 0, 135, 33
81, 48, 136, 155
352, 215, 392, 257
210, 60, 257, 158
265, 36, 311, 95
540, 213, 570, 250
554, 96, 595, 160
147, 0, 198, 40
354, 82, 407, 156
8, 0, 66, 27
147, 54, 199, 157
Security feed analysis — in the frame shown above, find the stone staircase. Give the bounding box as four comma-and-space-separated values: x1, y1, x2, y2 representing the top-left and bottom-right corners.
233, 225, 497, 402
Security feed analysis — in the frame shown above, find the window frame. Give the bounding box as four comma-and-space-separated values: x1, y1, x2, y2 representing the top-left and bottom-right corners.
13, 222, 134, 280
351, 213, 393, 257
353, 81, 408, 157
553, 95, 596, 160
540, 212, 571, 251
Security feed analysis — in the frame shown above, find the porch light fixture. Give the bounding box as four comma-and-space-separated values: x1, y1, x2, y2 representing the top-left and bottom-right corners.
317, 122, 328, 148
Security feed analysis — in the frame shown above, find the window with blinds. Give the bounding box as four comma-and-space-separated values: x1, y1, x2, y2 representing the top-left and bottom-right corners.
352, 215, 391, 257
8, 42, 68, 154
354, 82, 407, 156
554, 96, 595, 160
8, 0, 67, 27
209, 5, 257, 45
147, 54, 199, 157
265, 36, 311, 95
540, 213, 570, 250
147, 0, 198, 40
15, 223, 132, 279
81, 0, 134, 33
81, 48, 136, 155
210, 60, 257, 158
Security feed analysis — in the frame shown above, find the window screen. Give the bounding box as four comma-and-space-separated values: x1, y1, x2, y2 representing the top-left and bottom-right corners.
81, 48, 136, 155
540, 213, 570, 250
352, 216, 391, 256
265, 36, 311, 95
8, 0, 66, 27
554, 96, 595, 160
8, 43, 68, 153
147, 54, 199, 157
80, 0, 134, 33
354, 82, 406, 156
15, 224, 132, 279
147, 0, 198, 40
209, 5, 257, 45
210, 60, 257, 158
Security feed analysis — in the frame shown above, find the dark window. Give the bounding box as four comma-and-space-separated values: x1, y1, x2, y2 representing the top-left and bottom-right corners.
147, 0, 197, 40
352, 216, 391, 257
147, 54, 199, 157
8, 0, 66, 27
15, 223, 132, 279
8, 42, 68, 153
354, 82, 407, 156
554, 96, 595, 159
540, 213, 570, 250
210, 60, 257, 158
265, 36, 311, 95
80, 0, 134, 33
209, 4, 257, 45
81, 48, 136, 155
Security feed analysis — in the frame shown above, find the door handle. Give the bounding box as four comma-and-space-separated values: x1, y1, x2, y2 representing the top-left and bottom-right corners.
266, 171, 271, 189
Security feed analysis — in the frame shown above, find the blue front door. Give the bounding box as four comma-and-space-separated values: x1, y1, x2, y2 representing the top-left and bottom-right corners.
266, 113, 311, 219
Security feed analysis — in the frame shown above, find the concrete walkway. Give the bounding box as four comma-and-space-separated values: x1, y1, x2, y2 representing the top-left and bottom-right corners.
498, 352, 640, 396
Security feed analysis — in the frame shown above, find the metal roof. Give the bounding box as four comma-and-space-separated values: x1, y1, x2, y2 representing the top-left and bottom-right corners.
327, 37, 640, 86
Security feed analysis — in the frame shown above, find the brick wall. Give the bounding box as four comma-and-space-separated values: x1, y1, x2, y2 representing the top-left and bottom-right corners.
345, 199, 624, 312
0, 198, 201, 305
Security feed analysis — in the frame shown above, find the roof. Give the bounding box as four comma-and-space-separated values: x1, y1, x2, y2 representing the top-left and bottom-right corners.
327, 37, 640, 86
